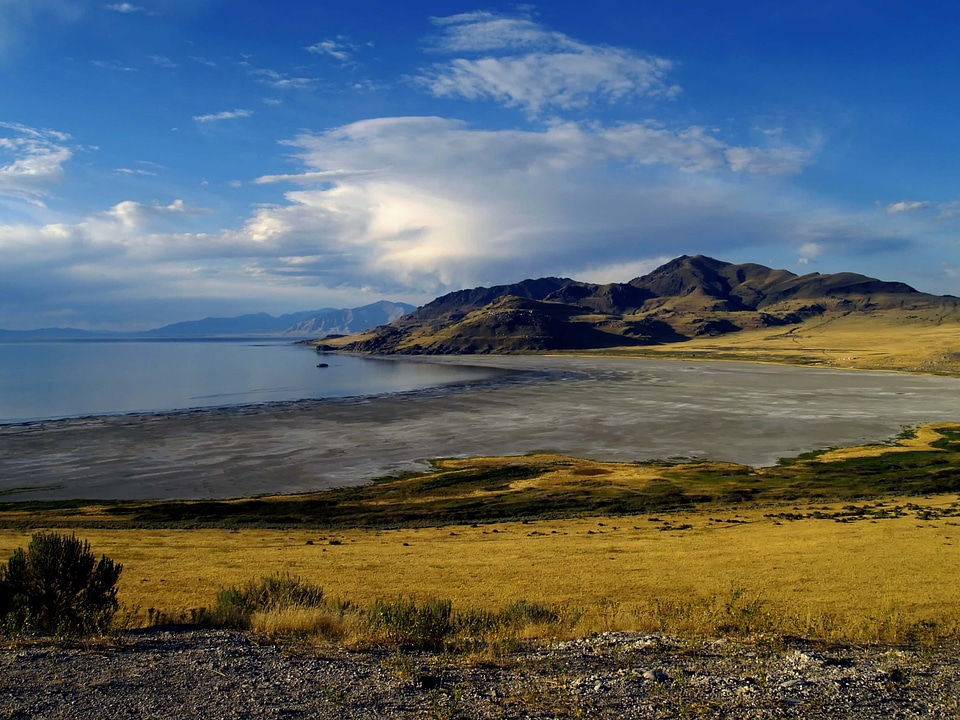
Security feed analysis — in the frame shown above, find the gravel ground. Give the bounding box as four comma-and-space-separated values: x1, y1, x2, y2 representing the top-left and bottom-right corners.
3, 629, 959, 719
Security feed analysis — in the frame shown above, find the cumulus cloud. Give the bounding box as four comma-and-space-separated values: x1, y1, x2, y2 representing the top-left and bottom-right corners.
193, 108, 252, 123
415, 11, 680, 115
222, 116, 870, 295
0, 122, 74, 205
103, 198, 207, 229
0, 113, 936, 328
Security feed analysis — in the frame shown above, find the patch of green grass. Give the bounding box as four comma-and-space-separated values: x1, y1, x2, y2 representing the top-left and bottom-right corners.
3, 425, 960, 531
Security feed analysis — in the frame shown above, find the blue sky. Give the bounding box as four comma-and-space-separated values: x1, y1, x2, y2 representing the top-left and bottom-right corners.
1, 0, 958, 330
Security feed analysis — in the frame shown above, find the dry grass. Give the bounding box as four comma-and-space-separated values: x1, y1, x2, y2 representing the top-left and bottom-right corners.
582, 308, 960, 376
3, 493, 960, 643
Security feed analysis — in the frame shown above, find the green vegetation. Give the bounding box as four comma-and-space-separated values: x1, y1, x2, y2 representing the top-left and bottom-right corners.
0, 532, 122, 635
211, 572, 325, 630
1, 424, 958, 530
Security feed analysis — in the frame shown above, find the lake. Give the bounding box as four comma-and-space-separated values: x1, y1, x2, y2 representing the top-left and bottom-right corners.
2, 354, 960, 500
0, 340, 499, 423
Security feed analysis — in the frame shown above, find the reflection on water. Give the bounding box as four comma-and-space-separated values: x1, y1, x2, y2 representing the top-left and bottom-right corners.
0, 340, 494, 423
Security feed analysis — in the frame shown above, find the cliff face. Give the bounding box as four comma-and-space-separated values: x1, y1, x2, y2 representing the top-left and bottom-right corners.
319, 255, 951, 354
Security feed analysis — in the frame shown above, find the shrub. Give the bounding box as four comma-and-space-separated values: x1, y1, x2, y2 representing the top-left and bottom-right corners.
366, 597, 453, 650
0, 532, 122, 635
213, 573, 325, 629
499, 599, 560, 627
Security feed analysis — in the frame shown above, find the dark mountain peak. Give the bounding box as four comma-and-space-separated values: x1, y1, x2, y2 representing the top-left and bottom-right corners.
404, 277, 580, 323
631, 254, 743, 301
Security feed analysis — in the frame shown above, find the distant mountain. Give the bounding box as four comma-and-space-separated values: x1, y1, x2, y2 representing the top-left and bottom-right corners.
318, 255, 956, 354
143, 301, 415, 337
0, 301, 415, 339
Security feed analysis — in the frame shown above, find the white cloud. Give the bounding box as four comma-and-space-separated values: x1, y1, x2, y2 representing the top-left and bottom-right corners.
724, 144, 814, 176
253, 169, 382, 185
91, 59, 136, 71
193, 108, 252, 123
796, 241, 824, 265
226, 116, 867, 295
0, 122, 74, 205
102, 198, 207, 229
0, 113, 944, 328
885, 200, 931, 214
250, 68, 317, 90
416, 12, 680, 115
149, 54, 177, 68
306, 37, 357, 64
105, 3, 145, 12
114, 167, 155, 176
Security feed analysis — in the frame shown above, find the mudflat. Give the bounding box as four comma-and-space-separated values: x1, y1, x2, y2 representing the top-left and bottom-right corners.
1, 356, 959, 501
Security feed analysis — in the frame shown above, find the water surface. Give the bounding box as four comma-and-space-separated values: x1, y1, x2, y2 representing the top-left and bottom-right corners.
0, 340, 498, 423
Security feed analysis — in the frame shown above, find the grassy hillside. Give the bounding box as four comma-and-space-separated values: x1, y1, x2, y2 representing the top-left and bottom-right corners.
589, 306, 960, 375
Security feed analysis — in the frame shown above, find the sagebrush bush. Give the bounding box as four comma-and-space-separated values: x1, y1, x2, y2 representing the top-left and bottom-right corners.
213, 573, 325, 629
367, 597, 453, 651
0, 532, 122, 635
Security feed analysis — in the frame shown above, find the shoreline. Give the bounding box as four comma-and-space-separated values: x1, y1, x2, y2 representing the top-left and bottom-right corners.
0, 357, 530, 432
2, 355, 959, 502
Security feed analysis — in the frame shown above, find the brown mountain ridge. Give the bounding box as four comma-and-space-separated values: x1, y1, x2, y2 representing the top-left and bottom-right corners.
315, 255, 958, 357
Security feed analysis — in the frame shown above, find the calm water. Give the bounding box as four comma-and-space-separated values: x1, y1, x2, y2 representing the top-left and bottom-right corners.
0, 340, 496, 423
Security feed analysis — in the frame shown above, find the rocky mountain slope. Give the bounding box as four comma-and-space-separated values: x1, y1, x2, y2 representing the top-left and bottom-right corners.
318, 255, 955, 354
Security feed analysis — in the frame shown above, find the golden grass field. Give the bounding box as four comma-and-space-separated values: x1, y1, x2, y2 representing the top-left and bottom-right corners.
2, 492, 959, 643
589, 309, 960, 376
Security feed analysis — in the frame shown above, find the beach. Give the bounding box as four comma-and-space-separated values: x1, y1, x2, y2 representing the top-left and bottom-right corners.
2, 355, 959, 501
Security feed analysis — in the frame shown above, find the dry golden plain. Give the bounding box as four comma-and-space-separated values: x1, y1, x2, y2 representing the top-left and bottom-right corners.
583, 308, 960, 376
3, 493, 959, 642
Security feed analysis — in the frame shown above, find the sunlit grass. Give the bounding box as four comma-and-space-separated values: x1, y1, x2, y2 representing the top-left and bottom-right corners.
3, 493, 960, 644
587, 308, 960, 375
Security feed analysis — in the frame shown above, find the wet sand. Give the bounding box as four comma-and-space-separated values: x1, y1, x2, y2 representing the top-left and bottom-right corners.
1, 356, 959, 501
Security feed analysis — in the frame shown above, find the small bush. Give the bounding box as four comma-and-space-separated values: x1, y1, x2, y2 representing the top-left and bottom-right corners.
0, 532, 122, 636
499, 599, 560, 627
213, 573, 325, 629
366, 597, 453, 651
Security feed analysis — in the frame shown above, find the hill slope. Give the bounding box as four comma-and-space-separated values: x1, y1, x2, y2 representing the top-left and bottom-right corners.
317, 256, 957, 367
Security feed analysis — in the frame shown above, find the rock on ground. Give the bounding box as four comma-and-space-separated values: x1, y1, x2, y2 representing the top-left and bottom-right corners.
2, 629, 959, 719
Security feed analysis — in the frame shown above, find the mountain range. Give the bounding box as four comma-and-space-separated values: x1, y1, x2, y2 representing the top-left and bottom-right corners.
317, 255, 958, 355
0, 301, 415, 339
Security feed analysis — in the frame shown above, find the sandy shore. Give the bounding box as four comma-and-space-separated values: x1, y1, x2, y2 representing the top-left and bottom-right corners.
1, 355, 959, 501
